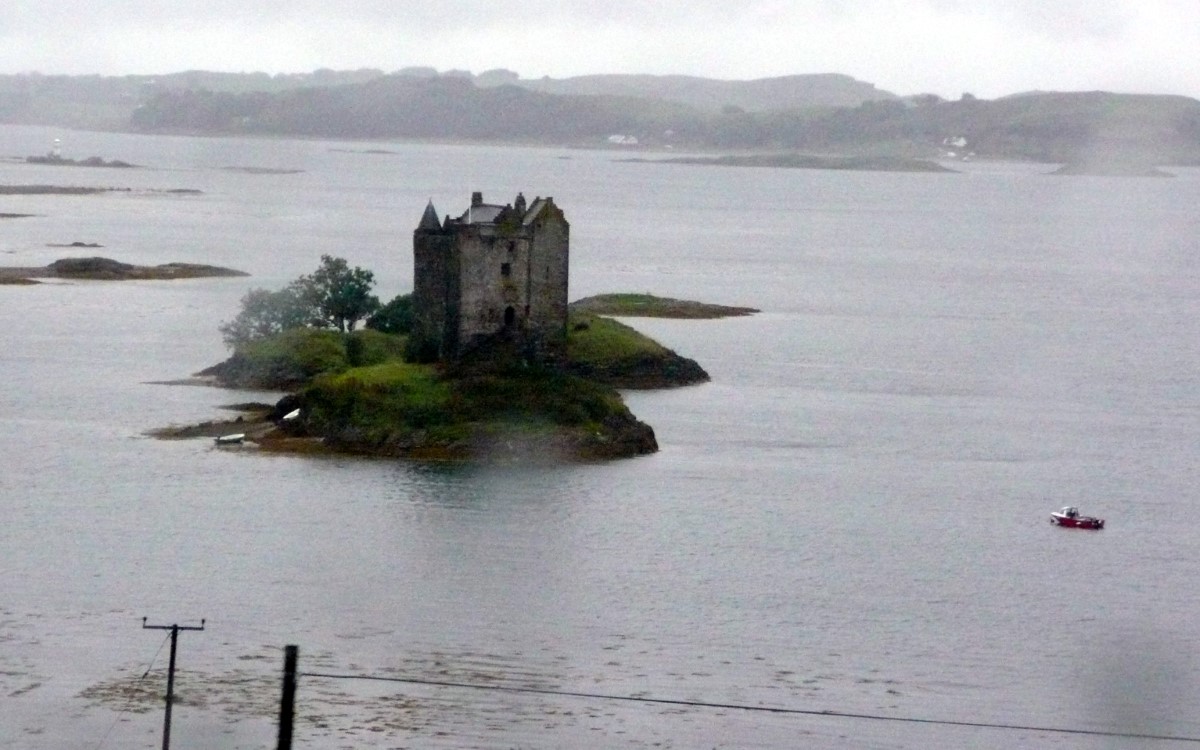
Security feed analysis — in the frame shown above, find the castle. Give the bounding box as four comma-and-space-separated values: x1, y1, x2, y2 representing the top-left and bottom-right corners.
411, 191, 570, 362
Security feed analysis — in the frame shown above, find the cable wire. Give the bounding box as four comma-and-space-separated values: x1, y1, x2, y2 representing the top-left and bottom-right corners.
140, 631, 172, 678
299, 670, 1200, 744
90, 631, 173, 750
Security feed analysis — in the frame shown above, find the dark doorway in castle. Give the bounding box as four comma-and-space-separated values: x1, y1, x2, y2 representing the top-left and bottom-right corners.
504, 306, 516, 329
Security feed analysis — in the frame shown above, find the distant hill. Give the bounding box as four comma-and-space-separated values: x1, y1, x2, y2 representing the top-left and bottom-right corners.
834, 91, 1200, 164
3, 69, 1199, 165
0, 69, 391, 130
0, 68, 892, 130
128, 75, 702, 143
962, 91, 1200, 164
491, 72, 898, 112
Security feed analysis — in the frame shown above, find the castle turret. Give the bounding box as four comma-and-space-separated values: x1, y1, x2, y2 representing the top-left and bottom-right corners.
417, 200, 440, 231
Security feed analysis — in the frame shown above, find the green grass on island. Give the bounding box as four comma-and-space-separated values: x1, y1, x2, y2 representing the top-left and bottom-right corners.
199, 327, 408, 389
182, 303, 729, 461
569, 293, 759, 319
565, 313, 708, 388
300, 357, 651, 461
201, 310, 711, 392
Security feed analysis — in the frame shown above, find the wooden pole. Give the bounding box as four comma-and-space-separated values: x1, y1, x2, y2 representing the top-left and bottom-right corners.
142, 618, 205, 750
277, 645, 298, 750
161, 625, 178, 750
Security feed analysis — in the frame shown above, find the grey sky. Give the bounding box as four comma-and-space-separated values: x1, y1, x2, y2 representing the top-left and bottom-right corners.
2, 0, 1196, 99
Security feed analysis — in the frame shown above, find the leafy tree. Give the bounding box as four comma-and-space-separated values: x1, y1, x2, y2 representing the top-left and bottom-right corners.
298, 255, 380, 333
366, 293, 414, 334
219, 255, 381, 348
219, 284, 314, 348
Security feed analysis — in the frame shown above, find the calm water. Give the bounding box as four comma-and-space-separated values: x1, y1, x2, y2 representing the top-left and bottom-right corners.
2, 124, 1199, 749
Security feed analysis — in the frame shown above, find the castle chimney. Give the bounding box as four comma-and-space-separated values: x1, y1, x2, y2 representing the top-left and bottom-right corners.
471, 191, 483, 207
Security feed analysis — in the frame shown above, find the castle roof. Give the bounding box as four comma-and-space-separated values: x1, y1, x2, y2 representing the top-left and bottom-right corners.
524, 197, 552, 225
460, 203, 506, 224
426, 192, 560, 231
417, 200, 440, 231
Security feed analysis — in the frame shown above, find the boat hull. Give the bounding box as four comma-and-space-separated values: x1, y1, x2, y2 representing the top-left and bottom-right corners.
1050, 514, 1104, 529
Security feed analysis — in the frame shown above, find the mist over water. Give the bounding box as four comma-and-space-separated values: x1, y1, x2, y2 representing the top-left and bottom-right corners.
2, 125, 1199, 748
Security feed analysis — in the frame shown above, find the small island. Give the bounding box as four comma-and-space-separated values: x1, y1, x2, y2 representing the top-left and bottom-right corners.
1050, 160, 1173, 177
0, 256, 248, 283
25, 154, 137, 168
0, 185, 119, 195
220, 166, 305, 175
625, 153, 957, 173
155, 193, 748, 463
570, 293, 759, 319
158, 310, 704, 461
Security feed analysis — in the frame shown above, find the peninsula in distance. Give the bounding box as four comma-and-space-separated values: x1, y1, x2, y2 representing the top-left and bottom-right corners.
2, 68, 1198, 171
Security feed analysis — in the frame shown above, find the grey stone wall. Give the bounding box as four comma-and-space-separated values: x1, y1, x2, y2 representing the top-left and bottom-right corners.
412, 193, 569, 362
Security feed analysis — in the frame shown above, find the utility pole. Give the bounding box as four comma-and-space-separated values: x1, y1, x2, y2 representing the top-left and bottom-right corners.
277, 645, 299, 750
142, 617, 206, 750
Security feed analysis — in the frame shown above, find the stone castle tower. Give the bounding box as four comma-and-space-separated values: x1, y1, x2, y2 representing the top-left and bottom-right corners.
411, 191, 569, 362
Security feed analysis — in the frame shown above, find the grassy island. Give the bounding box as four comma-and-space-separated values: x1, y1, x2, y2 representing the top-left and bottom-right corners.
166, 304, 715, 462
570, 293, 759, 319
147, 239, 744, 463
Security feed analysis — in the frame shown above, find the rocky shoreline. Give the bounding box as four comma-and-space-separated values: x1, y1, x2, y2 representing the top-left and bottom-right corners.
151, 392, 660, 463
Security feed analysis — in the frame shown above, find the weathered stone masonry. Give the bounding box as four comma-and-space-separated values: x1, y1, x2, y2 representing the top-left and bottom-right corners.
412, 191, 569, 362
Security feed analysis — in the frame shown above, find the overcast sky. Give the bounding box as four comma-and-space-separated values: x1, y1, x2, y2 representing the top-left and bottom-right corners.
1, 0, 1197, 99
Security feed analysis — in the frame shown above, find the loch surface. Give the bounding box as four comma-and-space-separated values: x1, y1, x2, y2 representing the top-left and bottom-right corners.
2, 125, 1199, 748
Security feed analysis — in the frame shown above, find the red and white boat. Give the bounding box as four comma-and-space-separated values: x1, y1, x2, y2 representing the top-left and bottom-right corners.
1050, 506, 1104, 529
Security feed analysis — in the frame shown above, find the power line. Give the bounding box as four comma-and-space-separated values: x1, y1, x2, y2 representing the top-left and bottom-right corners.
142, 618, 206, 750
90, 631, 174, 750
299, 670, 1200, 744
140, 631, 173, 679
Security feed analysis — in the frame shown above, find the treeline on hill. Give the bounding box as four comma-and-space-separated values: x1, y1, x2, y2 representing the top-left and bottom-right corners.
0, 69, 389, 130
128, 78, 1200, 163
4, 69, 1200, 163
130, 76, 700, 143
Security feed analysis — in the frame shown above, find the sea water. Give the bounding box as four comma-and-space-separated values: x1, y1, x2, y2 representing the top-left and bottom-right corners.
2, 124, 1199, 748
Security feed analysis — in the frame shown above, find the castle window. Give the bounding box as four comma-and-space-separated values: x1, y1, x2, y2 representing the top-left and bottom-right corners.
501, 262, 512, 277
504, 306, 516, 328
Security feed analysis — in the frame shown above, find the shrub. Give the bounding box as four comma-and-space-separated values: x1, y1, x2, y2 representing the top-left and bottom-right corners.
304, 362, 454, 436
366, 293, 414, 335
237, 328, 350, 382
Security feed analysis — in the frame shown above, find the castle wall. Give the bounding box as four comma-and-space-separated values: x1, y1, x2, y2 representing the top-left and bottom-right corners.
455, 228, 519, 348
525, 211, 569, 357
412, 193, 569, 361
411, 230, 457, 359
